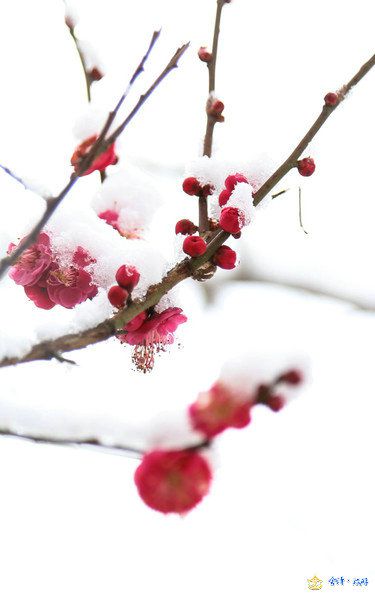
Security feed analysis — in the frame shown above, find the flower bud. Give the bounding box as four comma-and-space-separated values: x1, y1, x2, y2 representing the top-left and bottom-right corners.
225, 173, 249, 192
115, 265, 140, 291
297, 157, 315, 177
219, 189, 231, 207
324, 92, 338, 106
219, 207, 244, 234
175, 219, 198, 235
198, 46, 212, 63
213, 245, 237, 269
183, 235, 207, 257
108, 285, 129, 309
182, 177, 201, 196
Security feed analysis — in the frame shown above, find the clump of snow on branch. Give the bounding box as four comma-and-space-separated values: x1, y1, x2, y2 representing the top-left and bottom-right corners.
92, 167, 163, 236
77, 39, 106, 75
47, 204, 167, 298
186, 155, 274, 194
72, 104, 115, 141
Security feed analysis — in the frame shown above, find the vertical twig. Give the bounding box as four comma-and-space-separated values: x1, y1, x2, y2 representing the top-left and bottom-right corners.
200, 0, 227, 232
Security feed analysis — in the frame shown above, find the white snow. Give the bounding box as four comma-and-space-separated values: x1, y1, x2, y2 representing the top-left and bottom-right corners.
92, 167, 163, 233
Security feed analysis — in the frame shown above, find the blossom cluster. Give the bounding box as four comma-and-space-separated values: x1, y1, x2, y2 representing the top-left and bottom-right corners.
8, 233, 97, 310
134, 367, 305, 514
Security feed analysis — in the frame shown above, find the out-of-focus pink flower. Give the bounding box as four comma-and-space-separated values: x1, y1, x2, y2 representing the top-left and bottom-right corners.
46, 263, 97, 309
8, 232, 52, 286
189, 382, 251, 438
134, 449, 212, 514
118, 307, 187, 372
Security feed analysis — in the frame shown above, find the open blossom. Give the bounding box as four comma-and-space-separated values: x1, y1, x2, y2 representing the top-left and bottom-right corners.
24, 272, 56, 310
8, 233, 52, 286
134, 450, 212, 514
46, 264, 97, 309
71, 135, 118, 175
189, 382, 252, 438
118, 307, 187, 372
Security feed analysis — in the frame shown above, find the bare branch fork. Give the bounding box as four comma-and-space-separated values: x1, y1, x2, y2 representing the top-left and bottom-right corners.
1, 52, 374, 369
0, 32, 188, 281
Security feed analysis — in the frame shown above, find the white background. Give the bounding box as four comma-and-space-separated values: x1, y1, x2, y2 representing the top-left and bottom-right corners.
0, 0, 375, 598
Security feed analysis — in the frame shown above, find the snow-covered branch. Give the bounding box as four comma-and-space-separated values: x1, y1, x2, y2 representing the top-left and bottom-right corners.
0, 33, 188, 282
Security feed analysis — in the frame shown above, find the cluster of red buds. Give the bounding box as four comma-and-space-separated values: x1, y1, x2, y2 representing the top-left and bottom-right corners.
218, 172, 251, 234
135, 367, 304, 514
71, 135, 118, 176
107, 264, 140, 309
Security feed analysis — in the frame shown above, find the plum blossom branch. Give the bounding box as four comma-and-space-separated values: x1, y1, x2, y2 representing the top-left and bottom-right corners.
0, 35, 188, 282
1, 52, 374, 368
0, 427, 210, 459
253, 52, 375, 206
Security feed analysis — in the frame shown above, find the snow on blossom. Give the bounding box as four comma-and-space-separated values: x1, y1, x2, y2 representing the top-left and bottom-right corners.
186, 155, 274, 196
46, 205, 167, 299
224, 181, 256, 225
92, 167, 162, 237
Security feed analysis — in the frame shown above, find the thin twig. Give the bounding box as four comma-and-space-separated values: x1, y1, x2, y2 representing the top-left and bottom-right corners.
298, 187, 308, 234
0, 35, 187, 282
0, 427, 210, 459
253, 53, 375, 207
1, 52, 374, 368
0, 164, 47, 197
65, 15, 93, 102
200, 0, 227, 231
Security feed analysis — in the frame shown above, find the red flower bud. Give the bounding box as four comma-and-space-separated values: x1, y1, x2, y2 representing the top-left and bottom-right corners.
182, 177, 201, 196
219, 207, 243, 234
198, 46, 212, 63
201, 183, 214, 197
213, 245, 237, 269
324, 92, 338, 106
175, 219, 198, 235
225, 173, 249, 192
279, 369, 304, 386
134, 450, 212, 514
183, 235, 207, 257
266, 394, 286, 412
219, 189, 231, 207
89, 67, 104, 82
108, 285, 129, 309
297, 157, 315, 177
115, 265, 140, 291
207, 99, 225, 120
